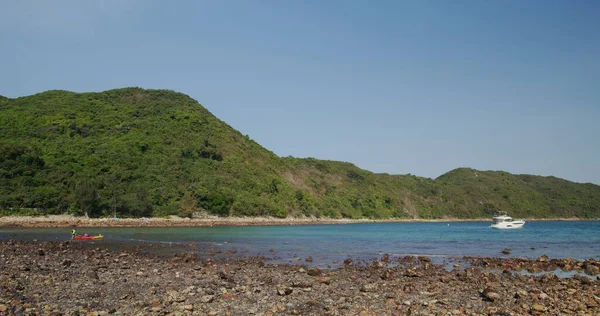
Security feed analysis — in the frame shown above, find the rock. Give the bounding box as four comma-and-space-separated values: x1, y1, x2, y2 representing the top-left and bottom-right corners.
151, 307, 161, 312
381, 254, 390, 263
404, 269, 423, 277
298, 268, 306, 273
277, 287, 293, 296
0, 305, 7, 312
305, 256, 313, 262
541, 272, 557, 283
531, 304, 547, 312
515, 290, 528, 299
537, 254, 548, 262
62, 259, 72, 267
167, 290, 186, 303
584, 264, 600, 276
306, 268, 322, 276
183, 305, 193, 311
318, 277, 332, 285
37, 248, 45, 256
201, 295, 215, 303
344, 258, 354, 266
501, 249, 511, 255
482, 288, 500, 302
360, 283, 377, 292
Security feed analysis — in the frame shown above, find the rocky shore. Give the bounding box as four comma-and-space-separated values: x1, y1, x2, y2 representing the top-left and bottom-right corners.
1, 240, 598, 315
0, 215, 493, 228
2, 215, 589, 228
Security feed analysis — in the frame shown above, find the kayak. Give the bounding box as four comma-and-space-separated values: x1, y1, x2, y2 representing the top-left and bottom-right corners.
75, 235, 103, 241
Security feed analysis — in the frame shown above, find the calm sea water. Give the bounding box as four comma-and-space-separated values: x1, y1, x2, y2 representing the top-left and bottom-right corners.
1, 221, 599, 267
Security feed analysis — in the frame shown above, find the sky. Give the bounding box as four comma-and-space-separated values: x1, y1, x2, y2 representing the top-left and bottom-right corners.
1, 0, 599, 184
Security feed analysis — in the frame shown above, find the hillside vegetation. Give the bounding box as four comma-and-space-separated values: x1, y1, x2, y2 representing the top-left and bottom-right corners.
1, 88, 598, 219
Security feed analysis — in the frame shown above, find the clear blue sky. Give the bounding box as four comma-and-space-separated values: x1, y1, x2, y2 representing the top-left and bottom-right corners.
1, 1, 599, 184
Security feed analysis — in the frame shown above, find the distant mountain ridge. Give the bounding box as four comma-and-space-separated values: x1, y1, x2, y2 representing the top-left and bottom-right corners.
1, 88, 598, 219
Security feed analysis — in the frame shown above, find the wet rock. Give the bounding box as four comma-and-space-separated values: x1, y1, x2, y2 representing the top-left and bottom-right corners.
501, 249, 511, 255
344, 258, 354, 266
404, 269, 423, 278
306, 268, 322, 276
540, 272, 557, 283
381, 254, 390, 263
305, 256, 313, 262
537, 254, 548, 263
584, 264, 599, 276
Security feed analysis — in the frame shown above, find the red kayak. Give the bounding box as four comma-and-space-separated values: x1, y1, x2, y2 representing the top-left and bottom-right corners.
74, 234, 104, 241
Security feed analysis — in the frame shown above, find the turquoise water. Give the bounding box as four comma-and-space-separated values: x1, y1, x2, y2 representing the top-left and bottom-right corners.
1, 221, 599, 267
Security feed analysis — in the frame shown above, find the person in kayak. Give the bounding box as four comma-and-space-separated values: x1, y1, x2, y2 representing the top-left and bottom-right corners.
83, 233, 88, 237
71, 229, 76, 239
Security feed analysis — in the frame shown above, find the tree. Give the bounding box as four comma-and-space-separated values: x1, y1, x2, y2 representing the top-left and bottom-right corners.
73, 178, 98, 218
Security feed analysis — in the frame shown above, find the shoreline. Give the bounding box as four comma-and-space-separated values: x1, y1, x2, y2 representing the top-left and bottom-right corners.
0, 214, 595, 228
0, 240, 598, 315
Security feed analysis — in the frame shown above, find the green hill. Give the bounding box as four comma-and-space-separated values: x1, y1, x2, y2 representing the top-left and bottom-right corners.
1, 88, 599, 219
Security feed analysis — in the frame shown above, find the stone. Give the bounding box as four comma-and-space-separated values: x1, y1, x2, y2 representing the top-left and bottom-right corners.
151, 307, 161, 312
305, 256, 313, 262
404, 269, 422, 277
482, 288, 500, 302
306, 268, 322, 276
380, 270, 391, 280
531, 304, 547, 312
168, 290, 186, 303
584, 264, 599, 276
0, 305, 7, 312
515, 290, 528, 299
318, 277, 332, 285
277, 287, 293, 296
183, 305, 193, 311
360, 283, 377, 292
201, 295, 215, 303
344, 258, 354, 266
501, 249, 511, 255
37, 248, 45, 256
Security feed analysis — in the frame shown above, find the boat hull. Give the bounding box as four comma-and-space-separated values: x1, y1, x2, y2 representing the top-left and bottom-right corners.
490, 221, 525, 229
74, 235, 103, 240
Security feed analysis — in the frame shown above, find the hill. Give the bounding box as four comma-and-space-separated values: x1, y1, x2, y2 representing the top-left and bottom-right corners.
1, 88, 599, 219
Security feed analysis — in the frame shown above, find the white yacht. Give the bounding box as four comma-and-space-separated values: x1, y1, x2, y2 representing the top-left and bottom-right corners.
490, 212, 525, 229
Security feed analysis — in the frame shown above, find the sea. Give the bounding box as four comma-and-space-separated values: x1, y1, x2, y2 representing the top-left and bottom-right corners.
1, 221, 599, 271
